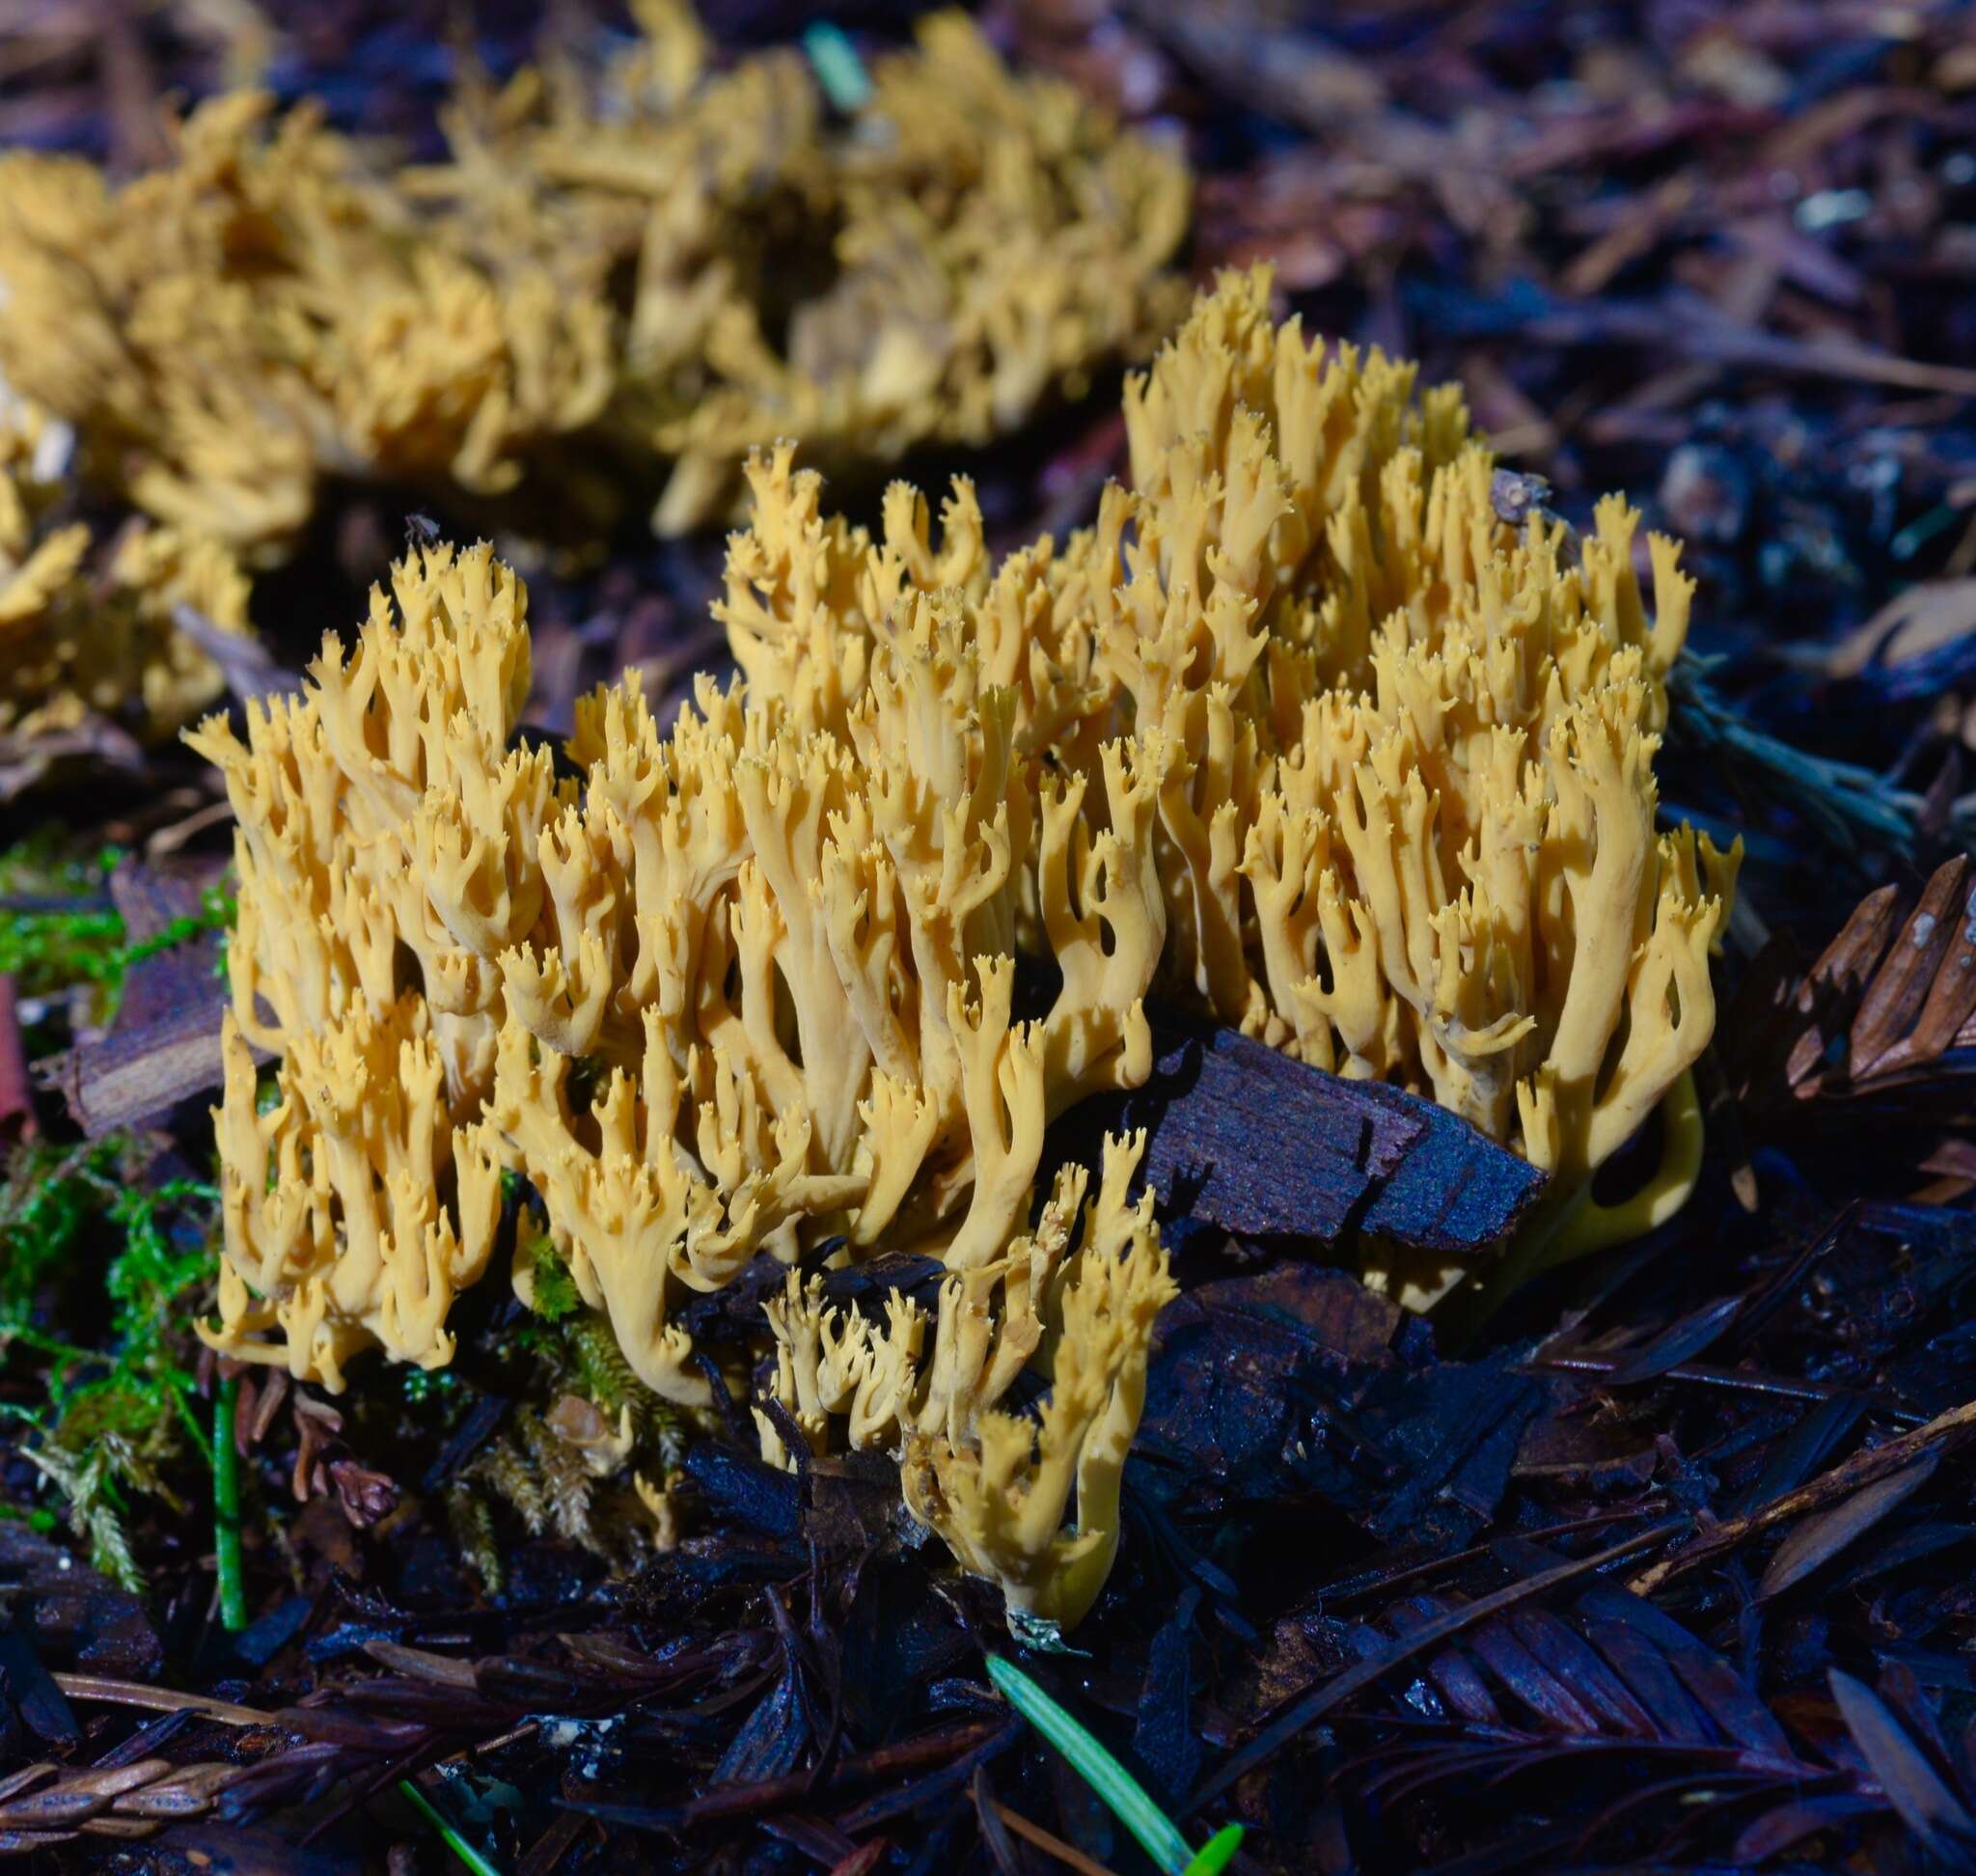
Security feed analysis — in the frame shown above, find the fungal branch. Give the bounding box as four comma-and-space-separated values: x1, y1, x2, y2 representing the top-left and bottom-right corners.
759, 1133, 1176, 1630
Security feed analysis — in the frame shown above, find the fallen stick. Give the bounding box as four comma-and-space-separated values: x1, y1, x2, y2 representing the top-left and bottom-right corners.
1626, 1394, 1976, 1596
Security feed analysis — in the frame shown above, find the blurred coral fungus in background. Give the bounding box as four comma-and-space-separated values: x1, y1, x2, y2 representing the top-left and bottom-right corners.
2, 3, 1976, 1872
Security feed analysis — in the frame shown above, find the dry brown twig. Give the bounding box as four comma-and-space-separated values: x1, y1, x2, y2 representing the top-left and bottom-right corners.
1627, 1394, 1976, 1596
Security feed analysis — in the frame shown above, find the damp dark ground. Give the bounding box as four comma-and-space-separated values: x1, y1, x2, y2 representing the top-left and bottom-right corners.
5, 4, 1976, 1872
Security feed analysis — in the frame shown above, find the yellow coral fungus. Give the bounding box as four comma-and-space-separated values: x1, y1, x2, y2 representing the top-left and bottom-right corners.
419, 5, 1191, 531
0, 95, 612, 559
191, 269, 1738, 1623
633, 12, 1188, 530
0, 387, 255, 766
192, 534, 1162, 1383
0, 8, 1186, 555
721, 264, 1741, 1305
193, 533, 1177, 1622
758, 1132, 1174, 1629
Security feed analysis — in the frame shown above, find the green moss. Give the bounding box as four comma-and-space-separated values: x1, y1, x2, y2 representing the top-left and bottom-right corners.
436, 1219, 692, 1578
402, 1365, 461, 1408
0, 839, 124, 1019
523, 1230, 582, 1322
511, 1219, 686, 1451
0, 838, 235, 1028
0, 1135, 218, 1588
445, 1482, 504, 1597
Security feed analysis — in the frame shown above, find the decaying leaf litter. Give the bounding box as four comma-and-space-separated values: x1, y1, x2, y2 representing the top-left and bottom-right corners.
3, 1, 1976, 1871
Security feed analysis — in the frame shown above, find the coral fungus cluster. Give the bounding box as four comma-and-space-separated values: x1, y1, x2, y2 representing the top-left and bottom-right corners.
191, 267, 1734, 1623
726, 262, 1741, 1301
1, 388, 254, 768
0, 5, 1187, 557
431, 3, 1190, 533
758, 1133, 1174, 1627
193, 532, 1176, 1624
0, 91, 614, 561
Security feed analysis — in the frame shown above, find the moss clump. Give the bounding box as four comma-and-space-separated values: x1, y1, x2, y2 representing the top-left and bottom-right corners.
0, 836, 234, 1044
0, 1134, 218, 1587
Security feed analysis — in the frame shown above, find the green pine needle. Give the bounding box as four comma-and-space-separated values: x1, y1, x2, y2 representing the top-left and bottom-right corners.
1185, 1822, 1248, 1874
801, 21, 872, 112
986, 1652, 1243, 1875
213, 1375, 245, 1632
398, 1778, 505, 1876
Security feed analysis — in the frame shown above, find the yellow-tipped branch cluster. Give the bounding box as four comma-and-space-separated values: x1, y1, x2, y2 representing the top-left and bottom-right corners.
197, 538, 1169, 1389
758, 1131, 1175, 1629
193, 524, 1176, 1621
0, 389, 254, 757
193, 267, 1735, 1622
725, 263, 1742, 1302
0, 7, 1187, 556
